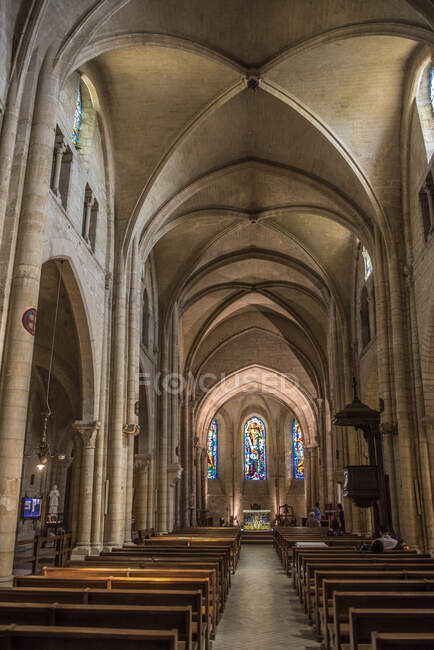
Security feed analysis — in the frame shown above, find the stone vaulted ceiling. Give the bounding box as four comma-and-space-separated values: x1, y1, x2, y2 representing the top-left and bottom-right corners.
56, 0, 433, 417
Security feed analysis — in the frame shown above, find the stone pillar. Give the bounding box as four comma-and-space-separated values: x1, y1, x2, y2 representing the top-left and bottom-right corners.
310, 446, 319, 504
73, 421, 100, 554
168, 462, 183, 532
105, 268, 127, 547
304, 447, 312, 512
124, 239, 140, 542
134, 454, 150, 532
0, 60, 59, 582
83, 190, 95, 243
388, 251, 420, 545
147, 454, 155, 531
51, 136, 66, 198
91, 272, 112, 552
194, 438, 202, 522
70, 432, 82, 545
123, 424, 139, 543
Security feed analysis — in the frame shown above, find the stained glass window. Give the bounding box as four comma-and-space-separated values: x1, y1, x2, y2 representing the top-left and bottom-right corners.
207, 419, 217, 479
430, 67, 434, 112
72, 85, 82, 147
244, 417, 266, 480
362, 246, 373, 280
292, 418, 304, 479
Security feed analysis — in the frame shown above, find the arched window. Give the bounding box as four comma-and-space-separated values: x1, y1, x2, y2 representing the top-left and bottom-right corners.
430, 67, 434, 112
207, 419, 217, 479
362, 247, 373, 280
72, 85, 82, 148
244, 416, 266, 480
141, 290, 149, 348
360, 285, 371, 348
292, 418, 304, 479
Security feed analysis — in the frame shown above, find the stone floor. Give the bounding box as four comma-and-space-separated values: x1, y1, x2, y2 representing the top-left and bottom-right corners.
213, 546, 320, 650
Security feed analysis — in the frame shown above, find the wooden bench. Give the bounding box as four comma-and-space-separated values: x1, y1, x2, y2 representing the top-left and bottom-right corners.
303, 558, 434, 604
14, 575, 212, 648
42, 566, 219, 633
0, 587, 206, 650
331, 593, 434, 650
320, 579, 434, 648
305, 561, 434, 620
0, 601, 194, 650
371, 632, 434, 649
311, 570, 434, 632
0, 624, 179, 649
346, 609, 434, 650
76, 555, 228, 604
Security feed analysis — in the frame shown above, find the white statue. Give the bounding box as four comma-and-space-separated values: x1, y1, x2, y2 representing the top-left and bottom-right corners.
48, 485, 60, 515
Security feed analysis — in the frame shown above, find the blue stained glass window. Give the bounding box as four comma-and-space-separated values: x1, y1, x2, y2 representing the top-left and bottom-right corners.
362, 246, 373, 280
207, 419, 217, 479
244, 417, 266, 480
292, 418, 304, 479
72, 85, 82, 147
430, 67, 434, 112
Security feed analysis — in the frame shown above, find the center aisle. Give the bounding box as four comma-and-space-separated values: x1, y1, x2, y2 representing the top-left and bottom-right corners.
213, 545, 320, 650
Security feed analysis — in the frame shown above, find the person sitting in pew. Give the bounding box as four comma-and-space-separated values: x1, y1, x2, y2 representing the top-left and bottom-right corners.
371, 526, 404, 552
306, 512, 320, 528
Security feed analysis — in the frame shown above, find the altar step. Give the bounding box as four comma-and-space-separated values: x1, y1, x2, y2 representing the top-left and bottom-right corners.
241, 530, 274, 545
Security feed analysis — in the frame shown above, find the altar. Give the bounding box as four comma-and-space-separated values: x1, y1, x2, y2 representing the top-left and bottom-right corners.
242, 509, 271, 530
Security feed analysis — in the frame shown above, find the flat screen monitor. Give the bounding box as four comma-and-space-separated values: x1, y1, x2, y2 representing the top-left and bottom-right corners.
22, 497, 41, 519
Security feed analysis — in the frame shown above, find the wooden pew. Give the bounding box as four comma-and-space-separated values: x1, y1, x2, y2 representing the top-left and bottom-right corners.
14, 575, 212, 647
347, 609, 434, 650
42, 566, 219, 632
320, 579, 434, 649
332, 593, 434, 650
303, 557, 434, 602
75, 555, 229, 604
295, 551, 422, 592
0, 587, 206, 650
0, 602, 193, 650
311, 570, 434, 632
371, 632, 434, 649
0, 624, 178, 649
304, 560, 434, 618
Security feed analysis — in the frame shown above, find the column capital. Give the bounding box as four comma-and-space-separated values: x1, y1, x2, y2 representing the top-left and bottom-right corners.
134, 453, 150, 472
168, 462, 183, 487
123, 423, 140, 436
54, 139, 67, 156
73, 420, 100, 448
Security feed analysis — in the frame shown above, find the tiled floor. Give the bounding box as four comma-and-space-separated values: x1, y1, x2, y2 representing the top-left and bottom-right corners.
213, 546, 320, 650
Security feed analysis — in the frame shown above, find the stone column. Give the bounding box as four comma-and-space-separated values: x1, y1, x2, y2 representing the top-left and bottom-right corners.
83, 190, 95, 243
157, 328, 170, 533
194, 438, 202, 522
147, 454, 155, 531
0, 59, 59, 582
70, 431, 82, 545
310, 446, 319, 504
304, 447, 312, 512
73, 421, 100, 554
123, 424, 140, 543
124, 239, 140, 542
51, 136, 66, 199
388, 251, 420, 545
168, 462, 183, 532
91, 272, 112, 552
134, 454, 150, 532
105, 268, 127, 547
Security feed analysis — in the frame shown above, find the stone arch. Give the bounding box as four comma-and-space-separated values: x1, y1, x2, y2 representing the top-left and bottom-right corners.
40, 257, 97, 420
196, 364, 318, 451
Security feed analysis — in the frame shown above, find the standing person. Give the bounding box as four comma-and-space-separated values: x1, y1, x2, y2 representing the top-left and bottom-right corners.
337, 503, 345, 532
314, 501, 321, 523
